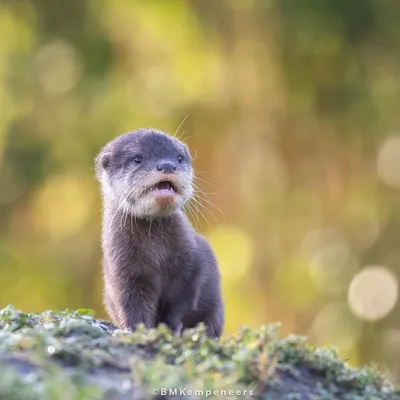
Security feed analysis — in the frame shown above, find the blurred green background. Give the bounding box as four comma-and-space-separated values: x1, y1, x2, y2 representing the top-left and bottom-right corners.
1, 0, 400, 383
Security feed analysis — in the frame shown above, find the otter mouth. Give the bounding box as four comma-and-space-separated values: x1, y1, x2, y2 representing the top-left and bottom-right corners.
150, 180, 178, 193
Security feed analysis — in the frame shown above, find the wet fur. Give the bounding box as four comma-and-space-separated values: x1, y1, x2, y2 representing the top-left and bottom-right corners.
95, 129, 224, 337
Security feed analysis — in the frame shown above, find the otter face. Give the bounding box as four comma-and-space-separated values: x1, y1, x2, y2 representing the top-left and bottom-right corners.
96, 129, 193, 218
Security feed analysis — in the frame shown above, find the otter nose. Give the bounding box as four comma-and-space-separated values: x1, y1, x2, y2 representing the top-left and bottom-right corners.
156, 161, 177, 173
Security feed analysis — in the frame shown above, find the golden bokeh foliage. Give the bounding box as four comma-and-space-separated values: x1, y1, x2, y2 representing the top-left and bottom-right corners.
1, 0, 400, 382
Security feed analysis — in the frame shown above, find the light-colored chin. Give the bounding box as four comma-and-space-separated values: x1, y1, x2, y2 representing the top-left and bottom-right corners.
127, 193, 187, 219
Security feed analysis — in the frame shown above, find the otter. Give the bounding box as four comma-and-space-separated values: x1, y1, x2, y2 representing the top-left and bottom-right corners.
94, 128, 224, 338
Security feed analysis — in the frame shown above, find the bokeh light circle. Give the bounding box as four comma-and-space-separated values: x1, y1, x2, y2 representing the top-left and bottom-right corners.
348, 266, 398, 321
309, 303, 361, 353
377, 135, 400, 188
35, 40, 82, 95
309, 242, 354, 294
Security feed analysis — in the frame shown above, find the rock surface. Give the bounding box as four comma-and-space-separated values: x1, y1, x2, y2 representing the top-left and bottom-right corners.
0, 305, 398, 400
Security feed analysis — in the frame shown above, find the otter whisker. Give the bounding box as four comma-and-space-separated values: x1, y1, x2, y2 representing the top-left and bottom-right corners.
192, 180, 224, 216
184, 200, 198, 221
192, 180, 220, 195
119, 194, 131, 230
111, 182, 137, 231
122, 185, 141, 232
192, 182, 220, 199
193, 174, 220, 190
123, 202, 131, 229
183, 201, 201, 228
192, 178, 220, 197
117, 118, 130, 131
191, 189, 223, 226
192, 185, 225, 219
176, 129, 191, 143
185, 180, 216, 223
188, 196, 212, 228
191, 204, 205, 228
173, 112, 191, 139
109, 195, 128, 232
191, 149, 198, 161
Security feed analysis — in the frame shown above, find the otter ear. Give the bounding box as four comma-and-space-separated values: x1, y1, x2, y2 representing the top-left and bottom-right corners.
101, 153, 111, 170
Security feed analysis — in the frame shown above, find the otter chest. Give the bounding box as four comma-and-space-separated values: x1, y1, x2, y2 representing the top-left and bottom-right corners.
129, 235, 171, 270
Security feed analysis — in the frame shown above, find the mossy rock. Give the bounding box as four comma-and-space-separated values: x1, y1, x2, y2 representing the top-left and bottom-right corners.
0, 305, 398, 400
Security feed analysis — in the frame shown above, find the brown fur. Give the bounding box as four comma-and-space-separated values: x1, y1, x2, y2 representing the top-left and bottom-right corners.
95, 129, 224, 337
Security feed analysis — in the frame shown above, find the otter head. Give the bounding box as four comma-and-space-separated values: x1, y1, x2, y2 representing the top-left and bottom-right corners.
95, 129, 193, 218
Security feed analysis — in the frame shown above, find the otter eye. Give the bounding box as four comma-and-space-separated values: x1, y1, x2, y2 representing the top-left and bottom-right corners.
134, 155, 143, 164
177, 155, 184, 164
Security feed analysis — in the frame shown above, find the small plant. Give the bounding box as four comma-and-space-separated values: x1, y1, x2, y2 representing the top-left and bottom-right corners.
0, 305, 398, 400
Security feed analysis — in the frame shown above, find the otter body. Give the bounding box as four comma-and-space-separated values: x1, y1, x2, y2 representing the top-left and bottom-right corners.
95, 129, 224, 337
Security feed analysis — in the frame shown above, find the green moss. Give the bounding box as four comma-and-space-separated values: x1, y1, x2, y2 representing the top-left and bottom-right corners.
0, 305, 398, 400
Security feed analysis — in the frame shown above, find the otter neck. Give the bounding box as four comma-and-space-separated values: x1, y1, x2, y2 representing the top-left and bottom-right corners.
102, 201, 184, 237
